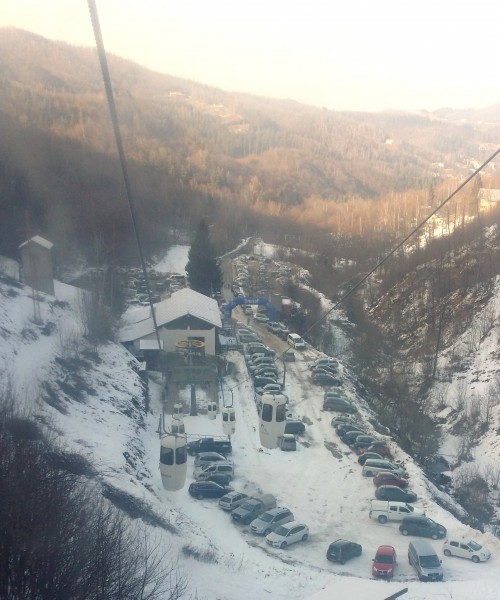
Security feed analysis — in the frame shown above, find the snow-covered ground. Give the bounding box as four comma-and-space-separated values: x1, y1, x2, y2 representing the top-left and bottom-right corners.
1, 244, 500, 599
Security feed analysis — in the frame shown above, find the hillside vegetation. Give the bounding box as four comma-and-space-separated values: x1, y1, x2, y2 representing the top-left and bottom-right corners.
1, 27, 500, 271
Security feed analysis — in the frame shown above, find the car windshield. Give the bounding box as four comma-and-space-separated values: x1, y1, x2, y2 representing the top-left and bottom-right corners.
240, 501, 254, 510
274, 526, 289, 536
259, 513, 274, 523
375, 554, 394, 564
468, 541, 482, 551
420, 555, 441, 568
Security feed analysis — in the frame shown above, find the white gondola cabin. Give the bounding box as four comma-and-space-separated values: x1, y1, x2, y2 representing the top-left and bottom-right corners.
173, 403, 183, 419
221, 407, 236, 435
171, 419, 185, 435
259, 394, 287, 448
159, 433, 187, 491
207, 401, 217, 420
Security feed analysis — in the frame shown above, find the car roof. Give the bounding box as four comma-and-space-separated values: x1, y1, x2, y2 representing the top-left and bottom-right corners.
376, 545, 396, 554
330, 539, 354, 547
202, 460, 233, 468
280, 520, 305, 529
197, 452, 225, 458
262, 506, 289, 516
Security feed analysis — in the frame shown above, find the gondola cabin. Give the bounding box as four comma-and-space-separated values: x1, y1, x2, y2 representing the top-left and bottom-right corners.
159, 433, 187, 491
207, 401, 217, 420
173, 403, 183, 419
171, 419, 185, 435
259, 394, 287, 449
221, 407, 236, 435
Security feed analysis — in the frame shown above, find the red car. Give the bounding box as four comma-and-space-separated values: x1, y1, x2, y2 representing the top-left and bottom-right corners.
372, 545, 397, 578
373, 471, 409, 488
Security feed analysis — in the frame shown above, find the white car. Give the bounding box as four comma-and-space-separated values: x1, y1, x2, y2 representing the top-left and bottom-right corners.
443, 538, 491, 562
266, 521, 309, 549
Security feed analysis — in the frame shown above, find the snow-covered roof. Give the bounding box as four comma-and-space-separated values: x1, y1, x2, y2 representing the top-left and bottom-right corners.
19, 235, 54, 250
119, 288, 222, 342
139, 339, 164, 350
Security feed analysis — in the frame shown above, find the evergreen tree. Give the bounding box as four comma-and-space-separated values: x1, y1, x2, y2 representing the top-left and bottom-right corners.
186, 218, 223, 296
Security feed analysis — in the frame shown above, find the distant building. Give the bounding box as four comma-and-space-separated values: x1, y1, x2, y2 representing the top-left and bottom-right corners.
478, 188, 500, 211
18, 235, 54, 296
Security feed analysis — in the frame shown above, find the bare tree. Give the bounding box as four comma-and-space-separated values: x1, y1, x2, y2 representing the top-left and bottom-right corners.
0, 397, 187, 600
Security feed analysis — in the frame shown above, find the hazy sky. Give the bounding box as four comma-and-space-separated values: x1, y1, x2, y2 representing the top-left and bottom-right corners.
2, 0, 500, 112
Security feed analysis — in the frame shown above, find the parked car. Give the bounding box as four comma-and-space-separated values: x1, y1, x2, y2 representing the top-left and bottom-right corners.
205, 473, 233, 487
326, 539, 362, 564
266, 522, 309, 548
193, 451, 227, 471
442, 538, 491, 562
253, 314, 269, 323
372, 545, 397, 578
362, 444, 393, 459
352, 435, 378, 450
399, 516, 447, 540
341, 429, 368, 444
331, 416, 358, 428
276, 323, 290, 340
362, 459, 406, 477
196, 461, 234, 482
280, 434, 297, 451
253, 376, 279, 388
188, 481, 232, 499
324, 389, 348, 399
337, 422, 364, 436
251, 360, 276, 371
218, 491, 249, 511
310, 357, 339, 370
373, 471, 409, 488
267, 321, 282, 334
358, 452, 384, 466
287, 333, 306, 350
285, 420, 306, 435
375, 485, 418, 503
255, 383, 283, 396
311, 364, 338, 376
250, 507, 294, 535
324, 397, 356, 412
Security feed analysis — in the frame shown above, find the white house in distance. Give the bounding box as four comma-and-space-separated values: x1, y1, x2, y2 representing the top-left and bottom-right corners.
119, 288, 222, 357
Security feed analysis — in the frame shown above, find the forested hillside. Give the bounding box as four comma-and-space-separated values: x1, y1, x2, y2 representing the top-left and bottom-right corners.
1, 27, 500, 272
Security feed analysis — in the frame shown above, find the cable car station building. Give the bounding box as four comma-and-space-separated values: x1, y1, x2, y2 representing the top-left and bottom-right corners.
119, 287, 222, 359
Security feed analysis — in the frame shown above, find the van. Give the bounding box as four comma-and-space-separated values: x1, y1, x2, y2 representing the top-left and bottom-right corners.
287, 333, 306, 350
369, 500, 425, 524
408, 540, 443, 581
362, 459, 406, 477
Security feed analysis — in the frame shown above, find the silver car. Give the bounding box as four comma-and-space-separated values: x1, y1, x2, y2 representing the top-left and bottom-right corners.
250, 507, 294, 535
